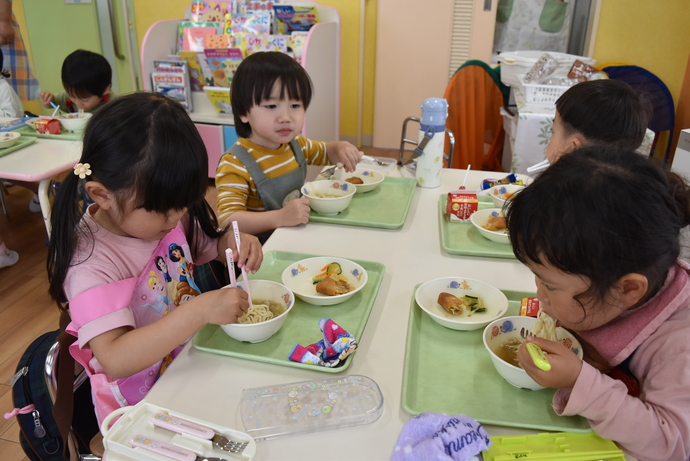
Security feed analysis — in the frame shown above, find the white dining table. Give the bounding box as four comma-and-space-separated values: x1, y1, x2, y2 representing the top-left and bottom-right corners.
0, 122, 82, 236
129, 167, 635, 461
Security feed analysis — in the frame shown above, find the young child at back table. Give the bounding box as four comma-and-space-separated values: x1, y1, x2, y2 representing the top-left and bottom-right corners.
507, 146, 690, 461
39, 49, 113, 113
545, 79, 652, 165
47, 92, 263, 425
215, 51, 361, 238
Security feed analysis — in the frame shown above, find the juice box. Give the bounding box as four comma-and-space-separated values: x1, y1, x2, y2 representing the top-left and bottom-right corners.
519, 297, 541, 317
35, 118, 61, 135
446, 188, 478, 222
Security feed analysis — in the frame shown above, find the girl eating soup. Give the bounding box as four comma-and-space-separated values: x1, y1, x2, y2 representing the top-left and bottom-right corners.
47, 92, 263, 425
507, 145, 690, 460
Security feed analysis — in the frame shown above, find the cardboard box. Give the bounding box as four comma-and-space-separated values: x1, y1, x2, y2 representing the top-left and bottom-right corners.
446, 189, 478, 222
35, 118, 61, 134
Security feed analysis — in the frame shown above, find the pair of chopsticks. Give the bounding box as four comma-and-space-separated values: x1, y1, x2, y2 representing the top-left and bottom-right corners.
223, 221, 252, 302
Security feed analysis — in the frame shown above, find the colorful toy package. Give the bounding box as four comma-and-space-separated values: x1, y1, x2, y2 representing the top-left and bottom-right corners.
273, 5, 319, 34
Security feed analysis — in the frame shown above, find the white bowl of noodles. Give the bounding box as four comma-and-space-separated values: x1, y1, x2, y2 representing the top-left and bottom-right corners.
302, 180, 356, 215
220, 280, 295, 343
482, 315, 583, 390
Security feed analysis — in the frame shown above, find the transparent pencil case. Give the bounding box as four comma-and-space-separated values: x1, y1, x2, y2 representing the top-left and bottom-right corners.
239, 374, 384, 440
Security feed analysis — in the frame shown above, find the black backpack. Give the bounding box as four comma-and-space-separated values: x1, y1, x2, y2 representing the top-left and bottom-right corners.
8, 312, 99, 460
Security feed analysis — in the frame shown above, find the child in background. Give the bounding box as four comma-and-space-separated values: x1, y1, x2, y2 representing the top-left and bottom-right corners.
215, 51, 361, 240
39, 49, 112, 113
0, 232, 18, 268
507, 146, 690, 460
0, 49, 23, 117
47, 92, 263, 425
545, 79, 652, 165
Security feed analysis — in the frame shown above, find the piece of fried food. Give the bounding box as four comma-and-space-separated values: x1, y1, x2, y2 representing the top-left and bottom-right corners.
482, 215, 507, 231
345, 177, 364, 185
438, 292, 464, 315
316, 276, 354, 296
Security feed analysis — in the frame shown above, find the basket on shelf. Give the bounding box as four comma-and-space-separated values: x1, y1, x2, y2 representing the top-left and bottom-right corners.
517, 74, 573, 104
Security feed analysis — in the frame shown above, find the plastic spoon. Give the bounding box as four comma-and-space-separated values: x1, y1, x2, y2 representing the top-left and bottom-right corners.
526, 342, 551, 371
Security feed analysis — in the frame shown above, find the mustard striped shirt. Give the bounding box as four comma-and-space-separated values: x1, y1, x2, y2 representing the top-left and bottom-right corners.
215, 135, 328, 222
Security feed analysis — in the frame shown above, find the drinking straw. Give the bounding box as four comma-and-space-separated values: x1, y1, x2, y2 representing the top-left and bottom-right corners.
231, 221, 252, 302
224, 248, 237, 288
50, 102, 60, 118
526, 159, 550, 173
461, 164, 471, 189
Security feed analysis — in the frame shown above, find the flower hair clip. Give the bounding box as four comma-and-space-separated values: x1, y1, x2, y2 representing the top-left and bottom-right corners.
74, 163, 91, 179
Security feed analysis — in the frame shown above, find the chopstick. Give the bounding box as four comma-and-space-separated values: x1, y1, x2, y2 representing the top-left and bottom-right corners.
526, 159, 550, 173
231, 221, 252, 302
224, 248, 237, 288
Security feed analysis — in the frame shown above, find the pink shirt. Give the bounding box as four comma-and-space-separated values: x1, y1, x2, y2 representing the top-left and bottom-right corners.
64, 205, 218, 424
554, 261, 690, 461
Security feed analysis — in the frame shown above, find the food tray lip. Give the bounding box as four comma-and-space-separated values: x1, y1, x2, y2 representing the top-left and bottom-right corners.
438, 194, 516, 259
192, 250, 385, 373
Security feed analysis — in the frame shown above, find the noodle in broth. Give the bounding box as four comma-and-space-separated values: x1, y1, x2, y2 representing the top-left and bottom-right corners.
496, 309, 558, 368
237, 298, 286, 324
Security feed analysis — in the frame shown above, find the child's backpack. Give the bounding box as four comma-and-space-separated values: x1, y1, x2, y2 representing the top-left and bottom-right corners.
6, 312, 99, 460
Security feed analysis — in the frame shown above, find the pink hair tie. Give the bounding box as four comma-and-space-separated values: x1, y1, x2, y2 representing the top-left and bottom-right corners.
4, 404, 36, 419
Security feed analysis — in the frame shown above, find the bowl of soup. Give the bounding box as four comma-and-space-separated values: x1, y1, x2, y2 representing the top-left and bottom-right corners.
57, 112, 92, 133
220, 279, 294, 343
489, 184, 525, 208
482, 315, 583, 390
470, 208, 510, 245
0, 131, 21, 148
281, 256, 368, 306
341, 168, 385, 193
302, 180, 356, 215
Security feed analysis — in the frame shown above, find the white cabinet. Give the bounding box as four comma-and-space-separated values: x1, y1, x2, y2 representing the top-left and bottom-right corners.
140, 2, 341, 177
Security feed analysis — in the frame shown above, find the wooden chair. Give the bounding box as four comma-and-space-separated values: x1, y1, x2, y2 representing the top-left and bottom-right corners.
443, 60, 510, 171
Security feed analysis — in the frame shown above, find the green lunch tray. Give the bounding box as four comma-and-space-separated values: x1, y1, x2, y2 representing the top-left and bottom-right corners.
308, 176, 417, 229
13, 125, 83, 141
402, 286, 590, 433
484, 432, 624, 460
193, 250, 385, 373
438, 194, 516, 259
0, 136, 37, 158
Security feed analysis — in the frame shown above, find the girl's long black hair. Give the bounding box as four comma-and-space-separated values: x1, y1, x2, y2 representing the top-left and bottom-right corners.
48, 92, 223, 310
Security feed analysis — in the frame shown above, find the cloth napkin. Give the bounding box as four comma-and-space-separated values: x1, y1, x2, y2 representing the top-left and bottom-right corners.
391, 412, 490, 461
288, 318, 358, 368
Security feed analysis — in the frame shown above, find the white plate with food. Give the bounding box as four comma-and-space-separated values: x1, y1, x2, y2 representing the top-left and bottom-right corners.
281, 256, 368, 306
415, 276, 509, 331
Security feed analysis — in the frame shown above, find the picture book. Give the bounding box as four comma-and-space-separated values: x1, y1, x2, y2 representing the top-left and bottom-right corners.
191, 0, 233, 22
231, 13, 271, 35
205, 34, 232, 49
182, 27, 218, 52
151, 60, 193, 111
203, 86, 232, 114
246, 34, 288, 55
203, 48, 244, 87
176, 21, 219, 52
243, 1, 274, 13
288, 34, 308, 65
195, 51, 215, 87
222, 60, 242, 88
178, 51, 205, 91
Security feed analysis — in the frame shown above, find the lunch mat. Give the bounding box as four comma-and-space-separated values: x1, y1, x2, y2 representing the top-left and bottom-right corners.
438, 194, 516, 259
402, 286, 590, 432
0, 136, 37, 158
13, 125, 83, 141
308, 176, 416, 229
193, 251, 385, 373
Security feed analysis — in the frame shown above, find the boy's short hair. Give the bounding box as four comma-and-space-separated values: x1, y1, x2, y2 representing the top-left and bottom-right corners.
61, 49, 112, 100
231, 51, 313, 138
555, 79, 652, 151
